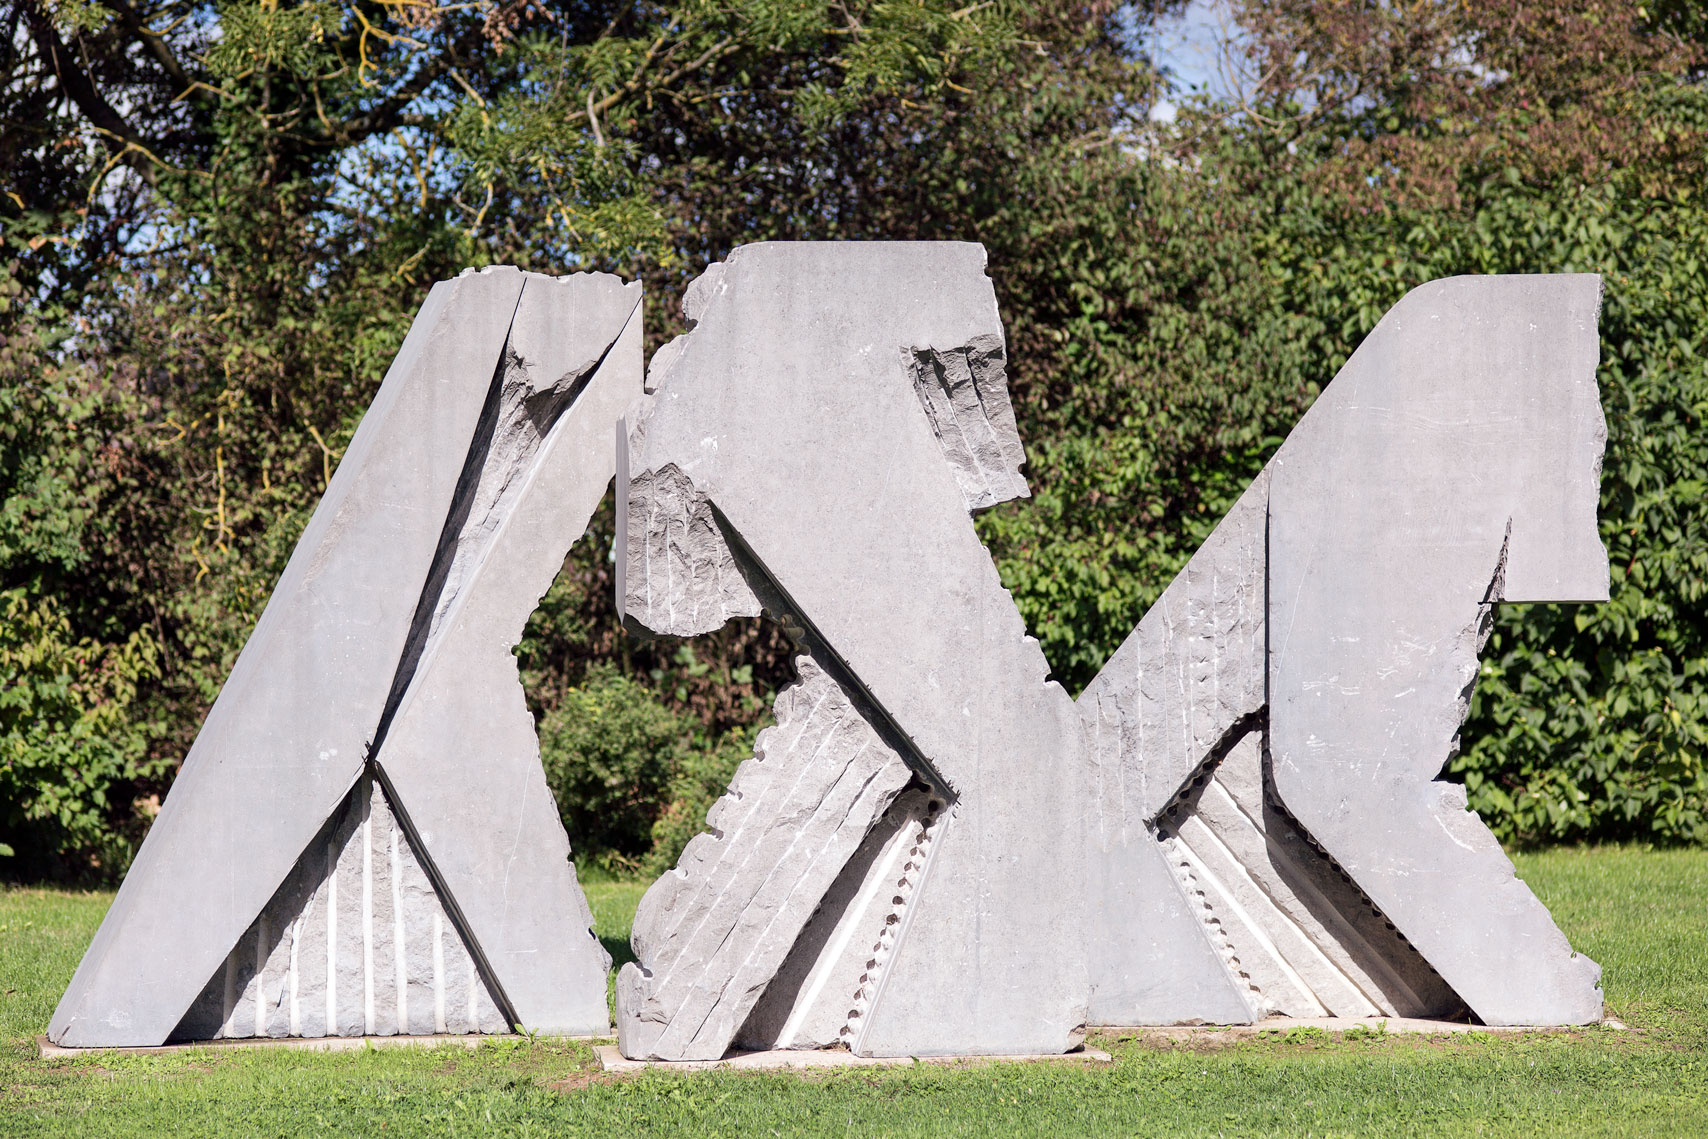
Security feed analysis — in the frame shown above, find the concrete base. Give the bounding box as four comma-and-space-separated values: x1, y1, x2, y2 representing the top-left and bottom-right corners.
1094, 1016, 1629, 1043
34, 1032, 595, 1058
595, 1044, 1113, 1073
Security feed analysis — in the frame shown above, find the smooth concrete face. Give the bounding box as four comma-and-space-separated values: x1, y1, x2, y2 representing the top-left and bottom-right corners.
50, 269, 633, 1046
619, 242, 1086, 1060
370, 274, 637, 1036
1079, 273, 1606, 1029
1266, 274, 1607, 1026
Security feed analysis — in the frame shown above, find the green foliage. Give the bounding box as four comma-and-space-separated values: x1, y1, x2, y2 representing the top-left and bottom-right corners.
538, 665, 691, 864
642, 723, 756, 877
0, 591, 160, 873
537, 665, 756, 873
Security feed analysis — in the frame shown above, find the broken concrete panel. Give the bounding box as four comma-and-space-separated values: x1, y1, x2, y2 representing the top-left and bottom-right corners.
1266, 274, 1607, 1026
621, 463, 763, 638
620, 242, 1085, 1059
52, 268, 631, 1046
371, 273, 639, 1037
618, 655, 914, 1060
1077, 469, 1269, 1026
907, 336, 1029, 512
173, 775, 506, 1041
50, 269, 528, 1048
1080, 469, 1269, 838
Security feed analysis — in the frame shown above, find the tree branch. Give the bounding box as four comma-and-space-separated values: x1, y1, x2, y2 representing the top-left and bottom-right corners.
95, 0, 206, 104
23, 0, 160, 185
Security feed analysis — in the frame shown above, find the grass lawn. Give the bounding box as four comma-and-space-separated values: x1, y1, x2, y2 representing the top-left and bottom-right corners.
2, 848, 1704, 1137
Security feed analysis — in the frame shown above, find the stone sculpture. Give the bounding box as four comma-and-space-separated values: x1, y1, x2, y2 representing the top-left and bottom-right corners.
49, 267, 636, 1047
1081, 273, 1608, 1027
51, 245, 1608, 1056
615, 242, 1087, 1060
616, 253, 1607, 1057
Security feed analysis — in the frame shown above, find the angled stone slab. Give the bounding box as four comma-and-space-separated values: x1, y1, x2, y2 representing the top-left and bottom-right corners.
50, 269, 524, 1048
364, 273, 638, 1035
51, 268, 632, 1046
1080, 273, 1606, 1029
619, 242, 1085, 1059
617, 655, 913, 1060
1077, 470, 1269, 1026
1161, 730, 1457, 1020
1266, 274, 1608, 1026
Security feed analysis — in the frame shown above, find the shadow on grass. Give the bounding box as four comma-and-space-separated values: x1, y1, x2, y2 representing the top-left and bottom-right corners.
600, 935, 635, 971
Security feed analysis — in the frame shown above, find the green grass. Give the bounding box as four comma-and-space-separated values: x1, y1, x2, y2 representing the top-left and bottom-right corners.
2, 848, 1705, 1137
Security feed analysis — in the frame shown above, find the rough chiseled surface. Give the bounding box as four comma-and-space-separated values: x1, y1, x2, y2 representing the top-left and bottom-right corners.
173, 776, 506, 1041
1156, 730, 1458, 1021
620, 462, 762, 639
51, 268, 634, 1046
734, 788, 942, 1052
907, 336, 1029, 512
620, 242, 1085, 1059
618, 655, 912, 1061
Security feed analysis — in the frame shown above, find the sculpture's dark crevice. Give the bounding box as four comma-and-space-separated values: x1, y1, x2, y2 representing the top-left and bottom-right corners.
1154, 710, 1267, 826
706, 499, 959, 803
367, 757, 523, 1031
372, 288, 635, 759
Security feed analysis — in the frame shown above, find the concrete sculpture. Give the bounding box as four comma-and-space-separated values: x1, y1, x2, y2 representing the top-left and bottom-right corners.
1081, 274, 1608, 1027
615, 242, 1087, 1060
49, 267, 637, 1047
51, 244, 1608, 1057
617, 254, 1607, 1057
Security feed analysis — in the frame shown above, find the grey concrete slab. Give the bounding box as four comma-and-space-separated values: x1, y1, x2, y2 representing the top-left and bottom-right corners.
1078, 273, 1604, 1030
1078, 469, 1269, 1026
1085, 816, 1258, 1027
371, 273, 638, 1036
619, 242, 1085, 1059
36, 1033, 532, 1059
51, 268, 633, 1046
1265, 274, 1608, 1026
49, 268, 529, 1048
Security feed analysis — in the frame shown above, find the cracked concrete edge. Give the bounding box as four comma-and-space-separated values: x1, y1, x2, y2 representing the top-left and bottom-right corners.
35, 1032, 600, 1058
1091, 1016, 1632, 1042
595, 1044, 1114, 1073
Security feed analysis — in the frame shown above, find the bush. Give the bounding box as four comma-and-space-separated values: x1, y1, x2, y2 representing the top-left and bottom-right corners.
641, 726, 757, 878
0, 590, 160, 876
538, 665, 690, 867
537, 663, 765, 873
